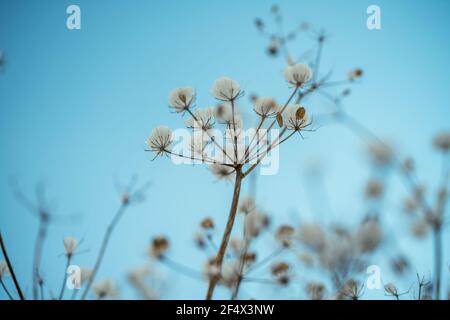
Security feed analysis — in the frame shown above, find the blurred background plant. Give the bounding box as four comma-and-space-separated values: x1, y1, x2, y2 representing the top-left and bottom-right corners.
0, 1, 449, 300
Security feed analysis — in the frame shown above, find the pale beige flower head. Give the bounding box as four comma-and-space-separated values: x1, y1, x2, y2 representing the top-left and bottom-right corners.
433, 132, 450, 151
168, 87, 195, 112
149, 236, 169, 259
212, 77, 241, 101
280, 104, 309, 131
284, 63, 312, 86
63, 236, 78, 256
367, 141, 393, 166
253, 97, 279, 117
185, 107, 215, 132
92, 279, 116, 299
384, 283, 398, 296
147, 126, 173, 157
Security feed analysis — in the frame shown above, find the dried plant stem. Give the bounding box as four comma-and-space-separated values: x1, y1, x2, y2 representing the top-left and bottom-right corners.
58, 255, 72, 300
0, 278, 13, 300
206, 168, 243, 300
32, 219, 48, 300
433, 227, 442, 300
81, 204, 127, 300
0, 232, 25, 300
231, 240, 250, 300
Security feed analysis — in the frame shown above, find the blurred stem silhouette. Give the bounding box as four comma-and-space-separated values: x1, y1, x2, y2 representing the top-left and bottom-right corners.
433, 228, 442, 300
0, 278, 13, 300
80, 203, 127, 299
32, 216, 48, 299
58, 255, 72, 300
0, 232, 25, 300
206, 168, 243, 300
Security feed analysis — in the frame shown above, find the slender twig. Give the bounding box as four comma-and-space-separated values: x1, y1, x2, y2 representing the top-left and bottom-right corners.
206, 168, 243, 299
160, 256, 204, 281
0, 232, 25, 300
433, 227, 442, 300
80, 203, 127, 299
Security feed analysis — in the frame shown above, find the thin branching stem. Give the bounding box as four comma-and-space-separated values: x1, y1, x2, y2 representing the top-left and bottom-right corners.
80, 203, 127, 300
206, 168, 243, 299
32, 218, 48, 300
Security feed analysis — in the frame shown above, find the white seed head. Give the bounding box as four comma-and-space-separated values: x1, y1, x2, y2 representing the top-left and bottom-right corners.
0, 261, 10, 278
281, 104, 309, 131
212, 77, 241, 101
284, 63, 312, 86
168, 87, 195, 112
253, 97, 279, 117
185, 107, 215, 131
147, 126, 173, 156
63, 236, 78, 255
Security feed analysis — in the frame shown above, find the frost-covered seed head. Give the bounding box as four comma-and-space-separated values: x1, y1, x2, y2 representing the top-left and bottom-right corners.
92, 279, 116, 299
212, 77, 241, 101
168, 87, 195, 112
253, 97, 279, 117
63, 236, 78, 256
238, 196, 256, 214
209, 164, 235, 182
284, 63, 312, 86
281, 104, 309, 131
147, 126, 173, 156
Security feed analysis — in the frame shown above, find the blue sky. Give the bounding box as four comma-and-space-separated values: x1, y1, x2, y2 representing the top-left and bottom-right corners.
0, 0, 449, 299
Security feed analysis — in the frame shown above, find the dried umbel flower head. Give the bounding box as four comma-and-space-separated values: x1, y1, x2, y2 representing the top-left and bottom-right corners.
433, 132, 450, 151
0, 261, 10, 278
280, 104, 310, 131
276, 224, 295, 247
305, 282, 326, 300
238, 196, 256, 214
403, 197, 419, 214
244, 210, 269, 239
127, 265, 150, 284
365, 179, 384, 199
356, 217, 382, 253
271, 261, 290, 276
168, 87, 195, 112
341, 279, 363, 300
149, 236, 169, 259
298, 222, 326, 251
284, 63, 312, 87
209, 164, 235, 182
241, 252, 257, 265
63, 236, 78, 256
367, 141, 393, 166
200, 217, 215, 230
204, 257, 220, 281
212, 77, 241, 101
185, 107, 215, 133
347, 68, 363, 81
270, 261, 291, 286
253, 97, 279, 118
384, 283, 398, 297
92, 279, 116, 299
147, 126, 173, 157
